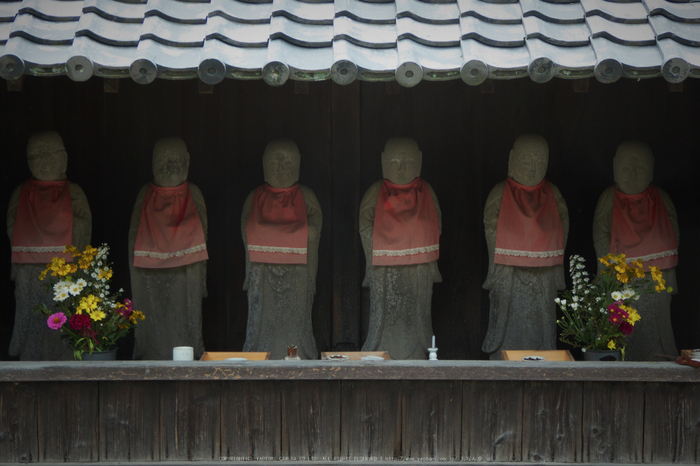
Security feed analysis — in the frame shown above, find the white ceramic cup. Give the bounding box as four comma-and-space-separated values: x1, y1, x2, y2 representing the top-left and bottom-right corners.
691, 349, 700, 358
173, 346, 194, 361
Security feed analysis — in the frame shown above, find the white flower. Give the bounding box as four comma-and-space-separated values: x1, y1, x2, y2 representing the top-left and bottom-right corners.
572, 296, 579, 302
54, 290, 70, 302
611, 291, 623, 301
68, 283, 82, 296
119, 288, 124, 293
76, 278, 87, 288
622, 288, 635, 299
53, 281, 70, 294
560, 299, 567, 306
571, 303, 579, 310
554, 297, 561, 304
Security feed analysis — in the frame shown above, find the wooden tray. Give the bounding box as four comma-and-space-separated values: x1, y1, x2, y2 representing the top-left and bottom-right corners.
501, 350, 574, 361
200, 351, 270, 361
321, 351, 391, 361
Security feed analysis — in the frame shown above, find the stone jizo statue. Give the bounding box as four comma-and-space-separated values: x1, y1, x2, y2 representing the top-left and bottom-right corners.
241, 139, 321, 359
7, 130, 92, 360
129, 137, 208, 360
593, 141, 678, 361
360, 137, 441, 360
482, 134, 569, 359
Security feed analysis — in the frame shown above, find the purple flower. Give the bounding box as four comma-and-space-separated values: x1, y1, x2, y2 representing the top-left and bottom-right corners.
47, 312, 67, 330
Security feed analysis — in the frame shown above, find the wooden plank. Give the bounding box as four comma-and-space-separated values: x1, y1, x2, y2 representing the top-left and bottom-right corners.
340, 380, 401, 460
522, 381, 583, 462
4, 360, 700, 383
37, 381, 99, 462
160, 381, 221, 461
99, 381, 160, 461
221, 381, 280, 461
330, 81, 362, 350
0, 382, 37, 462
402, 380, 461, 461
462, 381, 522, 462
582, 382, 644, 463
280, 381, 341, 461
644, 382, 700, 463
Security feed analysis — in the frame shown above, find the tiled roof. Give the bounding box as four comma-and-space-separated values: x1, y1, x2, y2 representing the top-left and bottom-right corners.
1, 0, 699, 86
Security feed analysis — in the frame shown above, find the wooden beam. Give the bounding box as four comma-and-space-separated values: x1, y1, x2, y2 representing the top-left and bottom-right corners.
198, 80, 214, 94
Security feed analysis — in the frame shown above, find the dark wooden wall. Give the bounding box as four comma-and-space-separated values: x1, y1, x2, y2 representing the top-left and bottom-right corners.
1, 76, 699, 360
1, 361, 699, 464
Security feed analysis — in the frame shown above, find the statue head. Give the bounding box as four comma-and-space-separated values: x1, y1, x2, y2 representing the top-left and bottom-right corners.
508, 134, 549, 187
152, 137, 189, 187
614, 140, 654, 195
27, 130, 68, 181
381, 137, 422, 185
263, 138, 301, 188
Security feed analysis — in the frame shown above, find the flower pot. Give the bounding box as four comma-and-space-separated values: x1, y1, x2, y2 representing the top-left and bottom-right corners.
583, 349, 622, 361
80, 349, 117, 361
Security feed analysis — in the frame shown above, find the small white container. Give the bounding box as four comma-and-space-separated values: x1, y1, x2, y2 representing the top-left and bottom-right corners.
173, 346, 194, 361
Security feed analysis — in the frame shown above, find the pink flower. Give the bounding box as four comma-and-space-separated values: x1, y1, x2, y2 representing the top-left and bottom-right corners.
47, 312, 67, 330
117, 299, 133, 317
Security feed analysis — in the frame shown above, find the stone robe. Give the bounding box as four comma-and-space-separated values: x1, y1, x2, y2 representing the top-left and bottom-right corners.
482, 180, 569, 359
241, 185, 321, 360
129, 183, 207, 360
7, 182, 92, 360
359, 180, 442, 360
593, 185, 679, 361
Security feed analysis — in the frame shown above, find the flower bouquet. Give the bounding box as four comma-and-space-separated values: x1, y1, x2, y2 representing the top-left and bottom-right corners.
35, 244, 144, 360
556, 253, 670, 357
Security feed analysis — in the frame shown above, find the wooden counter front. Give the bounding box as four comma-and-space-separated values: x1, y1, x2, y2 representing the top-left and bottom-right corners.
0, 361, 698, 464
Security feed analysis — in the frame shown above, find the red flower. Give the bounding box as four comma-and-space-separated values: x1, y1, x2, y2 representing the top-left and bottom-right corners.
619, 322, 634, 335
69, 314, 92, 331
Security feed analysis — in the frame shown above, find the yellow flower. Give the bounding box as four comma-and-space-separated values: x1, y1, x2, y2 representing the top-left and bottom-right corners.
598, 256, 611, 267
39, 268, 48, 281
616, 272, 629, 284
88, 309, 106, 321
82, 245, 98, 257
607, 340, 617, 350
78, 256, 92, 269
64, 245, 81, 257
620, 305, 641, 324
129, 311, 145, 324
98, 268, 113, 280
77, 294, 102, 313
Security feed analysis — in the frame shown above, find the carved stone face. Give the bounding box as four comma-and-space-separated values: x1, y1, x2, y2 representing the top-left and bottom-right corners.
263, 139, 301, 189
382, 137, 422, 185
152, 138, 189, 187
614, 141, 654, 195
27, 131, 68, 182
508, 134, 549, 187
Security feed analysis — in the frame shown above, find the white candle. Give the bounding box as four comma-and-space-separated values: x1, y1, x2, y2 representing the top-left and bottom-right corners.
173, 346, 194, 361
431, 335, 436, 348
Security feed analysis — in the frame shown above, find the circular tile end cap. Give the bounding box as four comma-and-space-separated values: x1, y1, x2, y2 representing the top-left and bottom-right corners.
66, 56, 94, 82
396, 61, 422, 88
662, 57, 689, 84
0, 54, 25, 81
331, 59, 357, 85
595, 58, 622, 84
528, 57, 555, 83
262, 61, 289, 87
198, 58, 226, 85
461, 60, 488, 86
130, 58, 158, 85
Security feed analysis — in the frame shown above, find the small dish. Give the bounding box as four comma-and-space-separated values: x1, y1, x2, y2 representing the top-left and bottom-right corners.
522, 356, 546, 361
325, 355, 349, 360
224, 357, 248, 362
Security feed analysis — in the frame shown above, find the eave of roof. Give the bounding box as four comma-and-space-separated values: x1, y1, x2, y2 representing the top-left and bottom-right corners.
1, 0, 699, 87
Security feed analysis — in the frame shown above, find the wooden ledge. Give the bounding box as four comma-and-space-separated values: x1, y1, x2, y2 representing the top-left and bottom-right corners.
1, 360, 698, 383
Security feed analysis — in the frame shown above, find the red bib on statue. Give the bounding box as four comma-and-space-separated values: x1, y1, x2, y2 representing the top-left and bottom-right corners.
611, 185, 678, 270
372, 178, 440, 266
245, 184, 308, 264
494, 177, 564, 267
11, 179, 74, 263
133, 182, 208, 268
